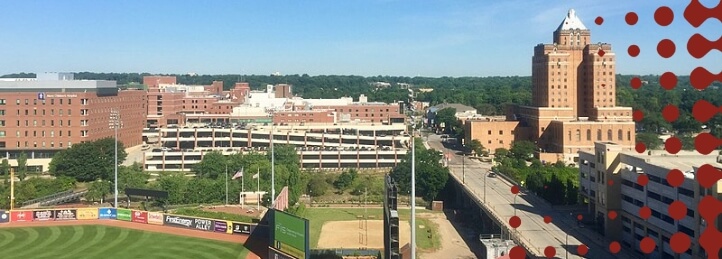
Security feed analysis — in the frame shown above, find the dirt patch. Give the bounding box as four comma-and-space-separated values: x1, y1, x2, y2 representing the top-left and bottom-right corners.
0, 220, 247, 244
317, 220, 410, 249
199, 205, 265, 219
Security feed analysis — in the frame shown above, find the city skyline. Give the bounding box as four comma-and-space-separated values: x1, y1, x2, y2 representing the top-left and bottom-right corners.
0, 0, 718, 77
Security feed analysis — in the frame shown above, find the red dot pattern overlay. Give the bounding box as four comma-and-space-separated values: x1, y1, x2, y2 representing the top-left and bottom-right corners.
609, 241, 621, 254
684, 0, 722, 28
690, 66, 722, 90
637, 174, 649, 186
670, 232, 692, 254
630, 77, 642, 89
633, 110, 644, 121
694, 132, 721, 155
687, 33, 722, 59
692, 99, 721, 123
544, 246, 556, 258
640, 237, 657, 253
635, 142, 646, 153
662, 104, 679, 122
657, 39, 676, 58
509, 216, 521, 228
607, 210, 618, 220
509, 246, 526, 259
639, 206, 652, 220
668, 201, 688, 220
666, 169, 685, 187
628, 45, 640, 57
625, 12, 639, 25
655, 6, 674, 26
595, 16, 604, 25
660, 72, 678, 90
577, 245, 589, 256
511, 185, 520, 194
543, 215, 552, 224
664, 136, 682, 154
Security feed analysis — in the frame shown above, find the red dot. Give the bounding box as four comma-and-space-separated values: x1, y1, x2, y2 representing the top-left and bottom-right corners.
657, 39, 676, 58
543, 215, 553, 224
577, 245, 589, 256
637, 174, 649, 186
633, 110, 644, 121
577, 214, 583, 221
511, 185, 520, 194
544, 246, 556, 258
608, 210, 618, 220
598, 49, 606, 57
660, 72, 678, 90
510, 246, 527, 259
640, 237, 657, 253
626, 12, 639, 25
639, 206, 652, 220
670, 232, 691, 254
595, 16, 604, 25
635, 142, 646, 153
665, 137, 682, 154
628, 45, 641, 57
631, 77, 642, 89
662, 105, 679, 122
654, 6, 674, 26
696, 164, 721, 188
609, 241, 621, 254
667, 169, 685, 187
510, 216, 522, 228
668, 201, 688, 220
695, 132, 720, 155
607, 179, 614, 186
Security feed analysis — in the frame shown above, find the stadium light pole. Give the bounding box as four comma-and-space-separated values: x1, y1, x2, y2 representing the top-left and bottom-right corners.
270, 111, 276, 209
109, 109, 121, 209
410, 122, 416, 259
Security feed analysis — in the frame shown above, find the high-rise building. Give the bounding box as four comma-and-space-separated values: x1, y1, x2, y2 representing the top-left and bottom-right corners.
0, 73, 147, 171
465, 9, 636, 164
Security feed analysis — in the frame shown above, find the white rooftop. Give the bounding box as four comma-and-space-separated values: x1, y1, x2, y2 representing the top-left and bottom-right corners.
557, 9, 587, 31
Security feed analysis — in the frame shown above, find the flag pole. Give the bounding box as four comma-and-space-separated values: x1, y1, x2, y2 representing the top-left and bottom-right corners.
257, 167, 260, 211
225, 163, 228, 206
241, 167, 245, 209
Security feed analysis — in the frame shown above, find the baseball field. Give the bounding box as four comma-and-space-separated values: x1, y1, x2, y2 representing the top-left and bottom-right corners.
0, 225, 249, 259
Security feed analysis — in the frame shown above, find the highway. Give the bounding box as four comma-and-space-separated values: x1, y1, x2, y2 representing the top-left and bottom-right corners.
425, 134, 637, 259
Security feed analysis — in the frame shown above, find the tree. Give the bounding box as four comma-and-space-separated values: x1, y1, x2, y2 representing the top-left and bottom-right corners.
510, 140, 536, 160
636, 133, 663, 150
17, 152, 28, 181
118, 162, 150, 193
86, 180, 112, 203
0, 159, 9, 176
391, 145, 450, 202
468, 139, 485, 156
565, 178, 578, 205
333, 169, 357, 191
193, 151, 228, 179
49, 138, 127, 182
307, 174, 329, 197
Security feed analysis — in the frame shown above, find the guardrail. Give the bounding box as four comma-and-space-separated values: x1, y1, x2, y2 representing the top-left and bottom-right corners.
21, 190, 73, 207
39, 190, 88, 207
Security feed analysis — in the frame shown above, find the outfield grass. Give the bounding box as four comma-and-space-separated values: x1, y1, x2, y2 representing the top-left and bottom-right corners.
298, 207, 441, 251
0, 225, 248, 259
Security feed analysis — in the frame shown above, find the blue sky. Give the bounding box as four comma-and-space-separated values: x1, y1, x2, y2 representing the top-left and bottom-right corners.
0, 0, 719, 77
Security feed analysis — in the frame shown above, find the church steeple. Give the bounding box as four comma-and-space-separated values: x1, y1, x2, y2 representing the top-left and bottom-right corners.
553, 9, 590, 46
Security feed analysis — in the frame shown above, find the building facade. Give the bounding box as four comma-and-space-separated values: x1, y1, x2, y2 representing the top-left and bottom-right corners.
0, 73, 147, 171
579, 142, 722, 258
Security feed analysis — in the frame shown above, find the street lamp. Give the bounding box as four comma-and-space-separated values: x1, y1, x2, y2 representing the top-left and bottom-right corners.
108, 108, 122, 209
462, 153, 465, 185
410, 122, 416, 259
270, 111, 276, 209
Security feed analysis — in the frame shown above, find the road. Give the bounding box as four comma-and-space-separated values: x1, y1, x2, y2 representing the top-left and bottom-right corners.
425, 134, 637, 259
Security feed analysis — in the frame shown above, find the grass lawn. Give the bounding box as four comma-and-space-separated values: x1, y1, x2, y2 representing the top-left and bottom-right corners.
297, 207, 441, 251
0, 225, 248, 259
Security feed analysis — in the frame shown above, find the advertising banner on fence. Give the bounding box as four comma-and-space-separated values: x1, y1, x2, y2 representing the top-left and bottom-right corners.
147, 212, 164, 225
54, 209, 77, 220
213, 220, 228, 233
193, 218, 214, 231
0, 210, 9, 223
10, 211, 33, 222
98, 208, 117, 219
131, 210, 148, 224
164, 215, 194, 229
117, 209, 132, 221
33, 209, 55, 221
231, 222, 254, 235
77, 208, 98, 220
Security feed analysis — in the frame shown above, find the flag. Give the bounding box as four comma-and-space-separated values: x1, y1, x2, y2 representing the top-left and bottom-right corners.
232, 168, 244, 180
252, 173, 259, 179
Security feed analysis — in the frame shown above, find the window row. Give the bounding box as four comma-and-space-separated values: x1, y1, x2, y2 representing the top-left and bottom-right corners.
16, 141, 72, 148
569, 129, 632, 142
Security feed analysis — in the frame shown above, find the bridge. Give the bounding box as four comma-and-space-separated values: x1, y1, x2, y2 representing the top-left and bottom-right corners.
426, 134, 638, 259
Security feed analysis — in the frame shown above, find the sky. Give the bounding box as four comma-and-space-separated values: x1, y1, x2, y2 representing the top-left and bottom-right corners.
0, 0, 720, 77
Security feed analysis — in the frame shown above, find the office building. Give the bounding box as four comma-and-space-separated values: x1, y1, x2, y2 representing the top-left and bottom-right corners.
0, 73, 147, 171
579, 142, 722, 258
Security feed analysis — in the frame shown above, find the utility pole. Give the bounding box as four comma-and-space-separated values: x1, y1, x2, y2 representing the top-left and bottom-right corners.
225, 163, 228, 205
270, 112, 276, 209
10, 168, 15, 210
365, 187, 368, 246
462, 154, 465, 185
410, 123, 416, 259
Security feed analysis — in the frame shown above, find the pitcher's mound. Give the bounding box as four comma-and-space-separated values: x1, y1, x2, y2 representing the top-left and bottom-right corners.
318, 220, 410, 249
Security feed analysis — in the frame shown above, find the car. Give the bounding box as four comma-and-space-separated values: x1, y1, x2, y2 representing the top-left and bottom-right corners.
487, 172, 497, 177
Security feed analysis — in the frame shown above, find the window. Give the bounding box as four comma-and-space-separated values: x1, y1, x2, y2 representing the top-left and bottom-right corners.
597, 129, 602, 141
576, 129, 581, 141
607, 130, 612, 140
67, 99, 71, 105
488, 130, 492, 135
16, 99, 20, 105
51, 99, 54, 105
0, 99, 4, 105
24, 99, 28, 105
627, 131, 631, 141
499, 130, 503, 135
586, 129, 591, 141
618, 130, 623, 141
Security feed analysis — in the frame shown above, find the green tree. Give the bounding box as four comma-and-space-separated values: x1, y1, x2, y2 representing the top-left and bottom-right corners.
333, 169, 358, 191
17, 152, 28, 181
193, 151, 228, 179
565, 178, 578, 205
468, 139, 485, 156
86, 180, 112, 203
391, 144, 450, 202
510, 141, 536, 160
307, 174, 329, 197
0, 159, 9, 176
637, 133, 663, 150
118, 162, 150, 193
49, 138, 127, 182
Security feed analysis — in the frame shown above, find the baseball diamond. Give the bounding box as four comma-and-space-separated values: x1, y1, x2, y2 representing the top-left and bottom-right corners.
0, 225, 249, 259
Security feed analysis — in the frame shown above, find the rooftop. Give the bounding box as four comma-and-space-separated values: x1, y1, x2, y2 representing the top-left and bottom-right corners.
556, 9, 587, 31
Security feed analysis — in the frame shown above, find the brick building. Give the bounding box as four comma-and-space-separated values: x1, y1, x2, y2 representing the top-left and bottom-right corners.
0, 72, 147, 171
465, 9, 635, 164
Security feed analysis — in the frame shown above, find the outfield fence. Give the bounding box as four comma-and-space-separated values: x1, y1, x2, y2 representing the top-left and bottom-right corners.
0, 208, 257, 237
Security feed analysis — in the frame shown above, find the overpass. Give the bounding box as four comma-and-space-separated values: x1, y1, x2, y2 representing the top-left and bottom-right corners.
426, 134, 638, 259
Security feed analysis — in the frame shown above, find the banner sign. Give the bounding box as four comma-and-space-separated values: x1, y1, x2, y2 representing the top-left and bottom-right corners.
117, 209, 132, 221
54, 209, 77, 220
10, 211, 33, 222
147, 212, 164, 225
33, 210, 55, 221
213, 221, 228, 233
231, 222, 254, 235
164, 215, 194, 229
77, 208, 99, 220
0, 210, 9, 223
98, 208, 117, 219
193, 218, 214, 231
131, 210, 148, 224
